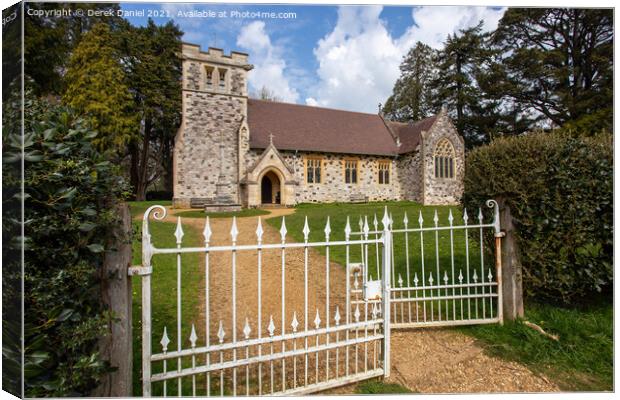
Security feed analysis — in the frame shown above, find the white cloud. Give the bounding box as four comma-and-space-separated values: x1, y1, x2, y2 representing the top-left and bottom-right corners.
401, 6, 505, 49
236, 21, 299, 103
307, 6, 505, 113
307, 6, 402, 113
305, 97, 319, 106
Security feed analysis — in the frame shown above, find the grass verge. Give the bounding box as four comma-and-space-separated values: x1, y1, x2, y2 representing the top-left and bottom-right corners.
460, 300, 613, 391
128, 200, 172, 217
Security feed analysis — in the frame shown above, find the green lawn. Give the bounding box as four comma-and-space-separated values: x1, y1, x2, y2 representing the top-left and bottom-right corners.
175, 208, 270, 219
461, 301, 613, 391
128, 200, 172, 218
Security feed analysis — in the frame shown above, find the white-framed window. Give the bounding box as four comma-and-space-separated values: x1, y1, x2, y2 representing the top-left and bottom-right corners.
306, 158, 322, 184
434, 138, 456, 179
378, 161, 390, 184
344, 160, 358, 184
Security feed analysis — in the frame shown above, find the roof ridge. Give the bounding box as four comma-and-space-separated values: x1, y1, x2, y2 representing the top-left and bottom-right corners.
379, 114, 401, 148
248, 98, 382, 118
385, 114, 438, 126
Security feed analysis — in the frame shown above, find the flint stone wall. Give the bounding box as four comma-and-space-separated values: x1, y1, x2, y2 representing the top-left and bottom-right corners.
420, 112, 465, 205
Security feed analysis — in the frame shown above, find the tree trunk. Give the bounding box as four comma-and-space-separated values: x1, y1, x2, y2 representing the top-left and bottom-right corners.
134, 120, 152, 201
161, 137, 174, 193
129, 142, 140, 200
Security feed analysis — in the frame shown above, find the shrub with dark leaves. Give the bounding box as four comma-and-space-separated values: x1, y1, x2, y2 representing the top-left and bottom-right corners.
3, 84, 130, 396
462, 131, 612, 304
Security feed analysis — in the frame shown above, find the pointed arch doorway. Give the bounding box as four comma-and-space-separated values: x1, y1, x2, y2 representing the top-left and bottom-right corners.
260, 170, 281, 205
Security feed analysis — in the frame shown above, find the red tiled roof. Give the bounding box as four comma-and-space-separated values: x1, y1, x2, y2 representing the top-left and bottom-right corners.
386, 116, 438, 153
247, 99, 437, 156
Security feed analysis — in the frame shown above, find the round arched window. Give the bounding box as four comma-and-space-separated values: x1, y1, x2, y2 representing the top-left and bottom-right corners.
434, 139, 455, 179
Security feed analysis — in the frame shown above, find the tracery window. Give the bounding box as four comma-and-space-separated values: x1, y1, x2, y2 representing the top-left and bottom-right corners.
344, 160, 358, 184
306, 158, 322, 184
434, 139, 455, 179
378, 161, 390, 184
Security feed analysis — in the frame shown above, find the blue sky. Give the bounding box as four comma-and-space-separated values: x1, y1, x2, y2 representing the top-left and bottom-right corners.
120, 3, 505, 113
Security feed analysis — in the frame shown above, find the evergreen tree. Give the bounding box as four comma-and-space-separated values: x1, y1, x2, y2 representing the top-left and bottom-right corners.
24, 3, 123, 95
432, 22, 498, 147
63, 23, 138, 153
382, 42, 436, 122
491, 8, 613, 133
119, 19, 183, 200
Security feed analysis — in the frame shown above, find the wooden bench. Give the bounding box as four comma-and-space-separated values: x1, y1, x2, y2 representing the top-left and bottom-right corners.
189, 198, 212, 209
350, 194, 369, 203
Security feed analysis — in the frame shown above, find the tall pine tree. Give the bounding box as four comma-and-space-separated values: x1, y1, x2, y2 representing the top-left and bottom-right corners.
118, 19, 183, 200
382, 42, 436, 122
63, 23, 138, 153
432, 22, 498, 147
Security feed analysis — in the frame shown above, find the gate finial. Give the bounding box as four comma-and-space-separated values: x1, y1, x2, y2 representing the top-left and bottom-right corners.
256, 216, 264, 243
280, 216, 287, 242
174, 217, 184, 244
344, 216, 351, 240
142, 205, 167, 268
203, 216, 212, 244
303, 216, 310, 241
381, 207, 390, 230
485, 199, 501, 235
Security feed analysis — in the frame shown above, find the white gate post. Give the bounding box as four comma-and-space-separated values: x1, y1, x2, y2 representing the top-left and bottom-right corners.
137, 205, 166, 397
381, 207, 391, 378
142, 274, 152, 397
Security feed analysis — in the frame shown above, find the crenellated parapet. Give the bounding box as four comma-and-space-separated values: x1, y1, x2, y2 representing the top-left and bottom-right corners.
180, 42, 253, 97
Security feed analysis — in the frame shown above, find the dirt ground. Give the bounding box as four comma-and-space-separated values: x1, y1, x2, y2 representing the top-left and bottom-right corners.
143, 207, 559, 394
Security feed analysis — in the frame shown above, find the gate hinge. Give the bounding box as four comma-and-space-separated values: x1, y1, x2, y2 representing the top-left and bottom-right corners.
495, 231, 506, 238
128, 265, 153, 276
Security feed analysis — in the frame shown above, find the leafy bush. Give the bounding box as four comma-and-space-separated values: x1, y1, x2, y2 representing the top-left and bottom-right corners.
3, 79, 25, 397
3, 84, 130, 396
462, 131, 612, 304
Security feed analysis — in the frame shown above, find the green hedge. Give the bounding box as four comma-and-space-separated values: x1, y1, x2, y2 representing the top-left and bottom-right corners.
3, 84, 129, 396
462, 131, 612, 304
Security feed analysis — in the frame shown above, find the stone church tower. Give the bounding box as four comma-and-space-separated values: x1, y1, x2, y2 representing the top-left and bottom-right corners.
173, 43, 252, 209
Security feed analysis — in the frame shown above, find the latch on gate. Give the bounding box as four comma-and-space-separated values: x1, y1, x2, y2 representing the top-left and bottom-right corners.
128, 265, 152, 276
364, 280, 382, 300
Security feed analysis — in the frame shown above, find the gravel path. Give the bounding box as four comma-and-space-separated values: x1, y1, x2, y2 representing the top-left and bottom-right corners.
142, 206, 559, 394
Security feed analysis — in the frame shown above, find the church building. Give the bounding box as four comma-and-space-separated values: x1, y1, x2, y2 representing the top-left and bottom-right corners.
173, 43, 465, 210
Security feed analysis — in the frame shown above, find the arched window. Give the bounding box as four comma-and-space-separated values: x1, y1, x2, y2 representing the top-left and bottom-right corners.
434, 139, 455, 179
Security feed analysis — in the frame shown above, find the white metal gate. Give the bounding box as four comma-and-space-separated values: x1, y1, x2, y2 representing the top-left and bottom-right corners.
131, 201, 502, 396
131, 206, 393, 396
351, 200, 504, 328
